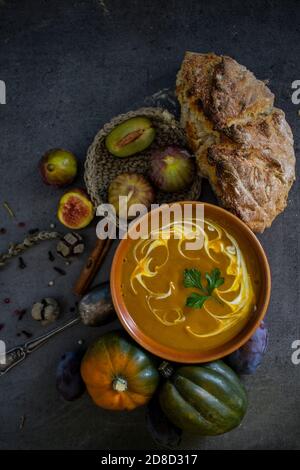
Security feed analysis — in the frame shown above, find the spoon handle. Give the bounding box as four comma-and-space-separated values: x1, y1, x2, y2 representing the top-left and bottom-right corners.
0, 317, 80, 376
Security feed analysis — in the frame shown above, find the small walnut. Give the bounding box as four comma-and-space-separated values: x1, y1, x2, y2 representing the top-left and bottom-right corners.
56, 232, 84, 258
31, 298, 60, 325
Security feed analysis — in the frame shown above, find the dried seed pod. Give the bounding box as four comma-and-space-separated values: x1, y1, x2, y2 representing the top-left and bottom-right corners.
31, 298, 60, 325
56, 232, 85, 258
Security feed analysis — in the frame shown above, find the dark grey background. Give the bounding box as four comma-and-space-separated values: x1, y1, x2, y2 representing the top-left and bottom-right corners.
0, 0, 299, 450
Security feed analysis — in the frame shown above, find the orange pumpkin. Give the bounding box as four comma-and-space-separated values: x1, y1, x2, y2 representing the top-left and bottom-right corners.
80, 331, 159, 410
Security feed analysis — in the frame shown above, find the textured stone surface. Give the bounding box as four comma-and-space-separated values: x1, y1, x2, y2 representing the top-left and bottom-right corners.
0, 0, 299, 450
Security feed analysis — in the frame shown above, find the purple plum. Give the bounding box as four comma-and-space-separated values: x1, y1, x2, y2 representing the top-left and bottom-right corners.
56, 351, 86, 401
146, 395, 182, 448
226, 322, 268, 374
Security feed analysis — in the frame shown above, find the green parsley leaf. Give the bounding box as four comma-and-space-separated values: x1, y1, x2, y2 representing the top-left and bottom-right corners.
186, 293, 210, 309
183, 268, 203, 291
184, 267, 224, 309
205, 268, 224, 295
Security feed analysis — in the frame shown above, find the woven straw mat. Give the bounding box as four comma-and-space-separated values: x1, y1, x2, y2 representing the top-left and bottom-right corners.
84, 107, 202, 208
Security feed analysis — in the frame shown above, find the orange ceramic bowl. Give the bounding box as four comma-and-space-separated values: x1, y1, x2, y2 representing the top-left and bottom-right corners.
110, 202, 271, 363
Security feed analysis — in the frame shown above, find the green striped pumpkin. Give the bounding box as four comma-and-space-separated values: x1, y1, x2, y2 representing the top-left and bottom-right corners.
159, 360, 248, 435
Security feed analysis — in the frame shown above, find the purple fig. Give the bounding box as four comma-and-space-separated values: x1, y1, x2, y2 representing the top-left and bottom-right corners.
149, 146, 195, 192
108, 173, 155, 218
56, 350, 86, 401
226, 322, 268, 374
39, 149, 77, 187
146, 394, 182, 448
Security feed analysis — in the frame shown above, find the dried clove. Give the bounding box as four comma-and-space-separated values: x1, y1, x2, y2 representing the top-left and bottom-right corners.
18, 257, 26, 269
14, 309, 26, 321
28, 228, 39, 235
53, 266, 66, 276
21, 330, 32, 338
48, 251, 55, 262
19, 415, 26, 430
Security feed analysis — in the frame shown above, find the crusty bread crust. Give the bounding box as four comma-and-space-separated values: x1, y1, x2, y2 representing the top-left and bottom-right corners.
176, 52, 296, 232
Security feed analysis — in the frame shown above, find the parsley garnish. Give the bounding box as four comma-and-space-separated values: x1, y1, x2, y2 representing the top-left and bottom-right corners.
184, 268, 224, 309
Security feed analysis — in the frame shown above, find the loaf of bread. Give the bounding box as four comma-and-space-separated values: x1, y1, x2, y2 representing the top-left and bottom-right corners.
176, 52, 296, 232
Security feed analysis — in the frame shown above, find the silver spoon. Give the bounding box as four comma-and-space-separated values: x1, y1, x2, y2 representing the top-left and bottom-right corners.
0, 282, 115, 376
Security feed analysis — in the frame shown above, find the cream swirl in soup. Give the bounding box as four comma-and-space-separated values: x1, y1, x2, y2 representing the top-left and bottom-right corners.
121, 218, 259, 352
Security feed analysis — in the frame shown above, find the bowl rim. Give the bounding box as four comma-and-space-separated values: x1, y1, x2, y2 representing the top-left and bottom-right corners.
110, 201, 271, 363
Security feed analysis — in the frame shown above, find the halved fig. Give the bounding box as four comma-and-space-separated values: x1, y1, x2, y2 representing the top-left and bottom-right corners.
57, 189, 94, 229
105, 117, 156, 157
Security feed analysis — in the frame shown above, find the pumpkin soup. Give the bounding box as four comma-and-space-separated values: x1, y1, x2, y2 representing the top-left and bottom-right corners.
121, 216, 260, 352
